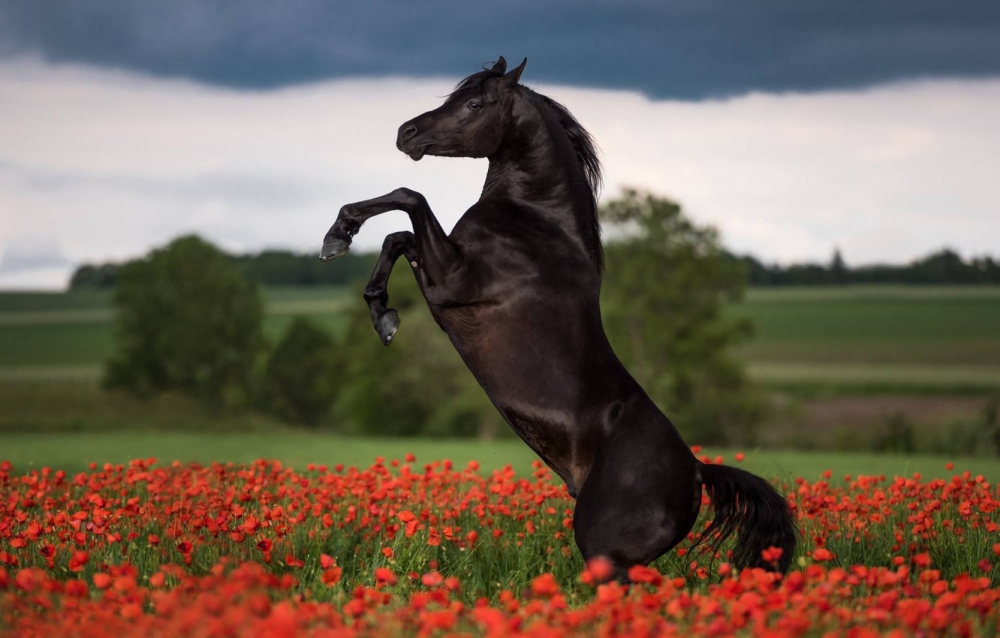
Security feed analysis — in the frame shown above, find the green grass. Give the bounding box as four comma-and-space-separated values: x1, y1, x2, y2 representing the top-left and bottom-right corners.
3, 430, 997, 481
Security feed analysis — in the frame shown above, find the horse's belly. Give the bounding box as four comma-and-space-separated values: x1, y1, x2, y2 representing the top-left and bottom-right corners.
432, 301, 613, 489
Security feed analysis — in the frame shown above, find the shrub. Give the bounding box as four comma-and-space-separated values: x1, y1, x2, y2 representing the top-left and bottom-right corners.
873, 413, 916, 454
103, 235, 264, 407
259, 317, 341, 426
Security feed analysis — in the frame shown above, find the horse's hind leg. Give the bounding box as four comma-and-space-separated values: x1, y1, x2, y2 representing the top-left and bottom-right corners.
363, 231, 416, 346
575, 484, 700, 583
573, 424, 702, 583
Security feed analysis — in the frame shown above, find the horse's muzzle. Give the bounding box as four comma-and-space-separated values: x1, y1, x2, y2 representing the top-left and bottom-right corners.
396, 121, 427, 160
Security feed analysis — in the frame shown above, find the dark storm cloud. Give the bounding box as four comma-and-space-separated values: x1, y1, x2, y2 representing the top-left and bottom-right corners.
1, 0, 999, 99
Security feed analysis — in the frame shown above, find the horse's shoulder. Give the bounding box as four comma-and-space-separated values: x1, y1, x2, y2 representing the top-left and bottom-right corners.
462, 195, 529, 219
451, 197, 528, 239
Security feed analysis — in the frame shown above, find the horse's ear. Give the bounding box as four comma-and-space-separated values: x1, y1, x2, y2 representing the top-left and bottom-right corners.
503, 57, 527, 86
491, 57, 507, 74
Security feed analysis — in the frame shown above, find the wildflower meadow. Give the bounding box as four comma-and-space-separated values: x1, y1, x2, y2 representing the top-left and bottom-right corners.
1, 451, 998, 637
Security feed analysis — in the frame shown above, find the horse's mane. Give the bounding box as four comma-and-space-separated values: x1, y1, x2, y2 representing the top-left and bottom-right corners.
450, 69, 502, 95
452, 67, 605, 271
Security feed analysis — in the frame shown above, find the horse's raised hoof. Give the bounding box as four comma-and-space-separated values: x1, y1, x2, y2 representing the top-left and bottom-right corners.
319, 237, 351, 261
377, 310, 400, 346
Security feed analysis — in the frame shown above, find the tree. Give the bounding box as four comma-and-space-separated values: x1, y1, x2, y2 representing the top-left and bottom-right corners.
333, 274, 503, 438
104, 235, 265, 407
259, 317, 342, 426
600, 189, 763, 445
830, 248, 847, 284
69, 263, 119, 289
71, 250, 380, 290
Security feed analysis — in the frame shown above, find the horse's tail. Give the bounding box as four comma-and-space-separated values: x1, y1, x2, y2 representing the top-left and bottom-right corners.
696, 461, 797, 573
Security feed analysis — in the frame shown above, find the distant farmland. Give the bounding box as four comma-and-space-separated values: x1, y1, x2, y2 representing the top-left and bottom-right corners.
2, 285, 999, 390
728, 286, 1000, 391
0, 286, 352, 372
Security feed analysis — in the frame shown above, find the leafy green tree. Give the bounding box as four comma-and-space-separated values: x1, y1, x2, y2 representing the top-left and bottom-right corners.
69, 263, 118, 289
600, 189, 763, 445
333, 274, 503, 438
104, 235, 264, 407
259, 317, 342, 426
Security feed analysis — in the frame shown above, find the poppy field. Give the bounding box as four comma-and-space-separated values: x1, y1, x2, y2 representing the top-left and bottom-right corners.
1, 451, 999, 637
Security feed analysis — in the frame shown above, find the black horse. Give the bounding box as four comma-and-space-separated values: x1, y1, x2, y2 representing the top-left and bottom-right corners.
321, 57, 796, 580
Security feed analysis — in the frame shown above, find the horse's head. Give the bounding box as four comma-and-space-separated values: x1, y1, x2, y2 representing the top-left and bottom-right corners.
396, 57, 527, 161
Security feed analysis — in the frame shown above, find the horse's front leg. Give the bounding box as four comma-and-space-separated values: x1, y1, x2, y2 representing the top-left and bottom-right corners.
363, 231, 416, 346
320, 188, 460, 277
321, 187, 469, 338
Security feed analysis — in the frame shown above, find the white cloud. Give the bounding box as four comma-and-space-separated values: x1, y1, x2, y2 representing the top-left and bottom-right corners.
1, 59, 998, 289
0, 235, 70, 272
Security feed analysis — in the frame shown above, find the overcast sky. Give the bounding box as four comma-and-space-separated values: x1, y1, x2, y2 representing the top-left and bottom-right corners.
1, 2, 998, 289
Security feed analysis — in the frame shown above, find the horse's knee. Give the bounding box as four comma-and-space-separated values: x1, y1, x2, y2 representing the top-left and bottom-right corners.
391, 187, 427, 210
382, 231, 412, 249
382, 233, 415, 262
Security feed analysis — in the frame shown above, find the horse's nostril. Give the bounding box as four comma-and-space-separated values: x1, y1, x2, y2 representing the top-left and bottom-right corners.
401, 124, 418, 140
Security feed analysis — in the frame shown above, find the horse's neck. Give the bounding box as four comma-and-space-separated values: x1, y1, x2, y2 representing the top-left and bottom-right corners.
483, 98, 593, 235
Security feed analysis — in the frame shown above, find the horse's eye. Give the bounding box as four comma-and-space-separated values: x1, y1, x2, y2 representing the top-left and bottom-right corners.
468, 100, 482, 111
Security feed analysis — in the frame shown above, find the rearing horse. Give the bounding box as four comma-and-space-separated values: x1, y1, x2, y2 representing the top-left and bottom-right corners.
321, 57, 796, 580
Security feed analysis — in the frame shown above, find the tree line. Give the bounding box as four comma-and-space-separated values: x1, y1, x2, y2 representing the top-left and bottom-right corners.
71, 243, 1000, 291
70, 250, 378, 289
733, 248, 1000, 286
102, 191, 761, 445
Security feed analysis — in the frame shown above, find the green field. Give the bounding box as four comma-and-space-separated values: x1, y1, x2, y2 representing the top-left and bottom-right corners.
0, 289, 113, 313
733, 287, 1000, 364
0, 323, 114, 367
728, 286, 1000, 389
0, 286, 352, 369
1, 284, 999, 444
4, 284, 998, 388
3, 430, 997, 482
